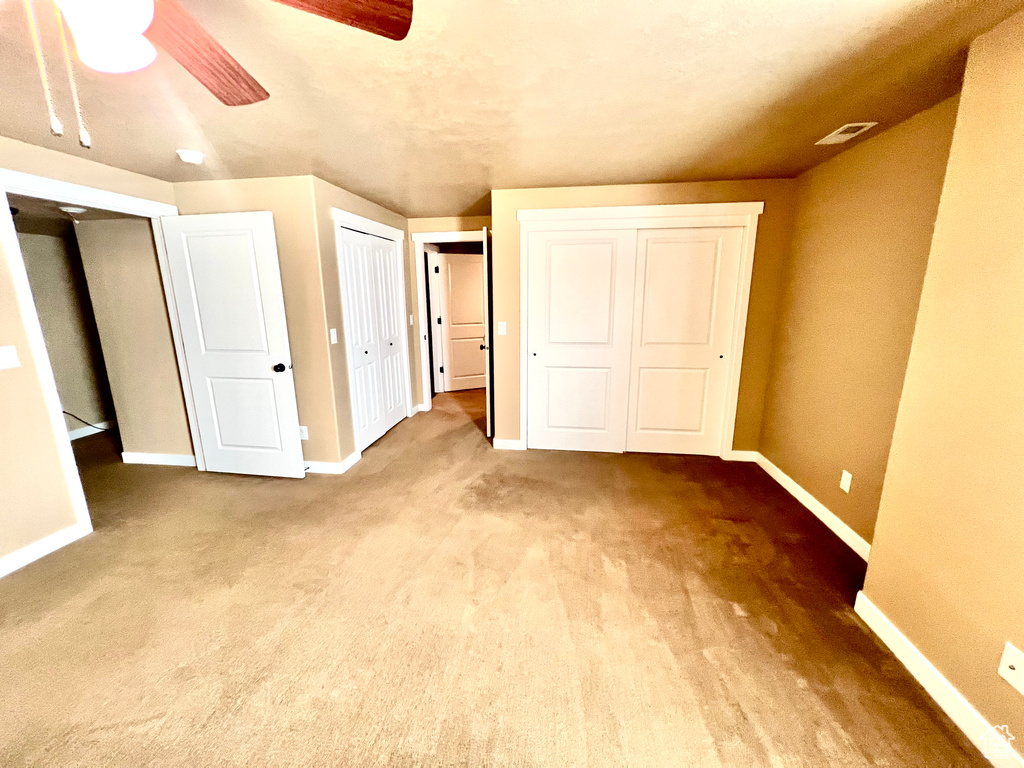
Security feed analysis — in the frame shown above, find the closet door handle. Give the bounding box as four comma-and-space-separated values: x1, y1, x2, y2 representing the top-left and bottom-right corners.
273, 363, 286, 373
480, 344, 488, 350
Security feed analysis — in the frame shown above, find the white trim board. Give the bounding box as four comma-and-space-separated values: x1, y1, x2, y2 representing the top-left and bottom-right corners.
517, 202, 765, 221
121, 452, 196, 467
855, 593, 1024, 768
331, 208, 405, 243
305, 451, 361, 475
755, 453, 871, 561
493, 438, 527, 451
0, 169, 177, 217
69, 420, 115, 441
0, 521, 92, 579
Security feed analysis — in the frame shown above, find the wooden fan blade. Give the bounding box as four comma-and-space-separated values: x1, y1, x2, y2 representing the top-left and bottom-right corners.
271, 0, 413, 41
145, 0, 269, 106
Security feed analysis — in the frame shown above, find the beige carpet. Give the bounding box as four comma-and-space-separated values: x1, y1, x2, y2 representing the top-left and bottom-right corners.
0, 391, 984, 766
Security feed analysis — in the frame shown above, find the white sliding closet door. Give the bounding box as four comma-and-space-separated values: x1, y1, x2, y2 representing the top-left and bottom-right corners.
625, 228, 745, 455
337, 225, 408, 452
526, 229, 638, 452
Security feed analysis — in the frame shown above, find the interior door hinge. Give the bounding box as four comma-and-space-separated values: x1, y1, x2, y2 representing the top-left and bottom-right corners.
440, 366, 444, 373
437, 317, 442, 325
434, 266, 439, 273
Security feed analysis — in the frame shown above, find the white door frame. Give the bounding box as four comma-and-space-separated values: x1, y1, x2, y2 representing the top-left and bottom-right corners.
331, 208, 412, 455
517, 202, 764, 460
411, 229, 487, 413
0, 168, 180, 577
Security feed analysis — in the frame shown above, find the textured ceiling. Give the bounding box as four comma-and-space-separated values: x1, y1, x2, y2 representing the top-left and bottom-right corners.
0, 0, 1021, 217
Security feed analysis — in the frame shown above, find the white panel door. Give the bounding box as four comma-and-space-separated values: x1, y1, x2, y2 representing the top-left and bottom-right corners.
369, 233, 407, 432
439, 252, 486, 391
527, 229, 638, 452
161, 212, 304, 478
338, 227, 386, 451
626, 227, 745, 455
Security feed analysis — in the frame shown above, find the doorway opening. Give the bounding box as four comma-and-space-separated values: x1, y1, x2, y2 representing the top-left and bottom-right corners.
6, 194, 156, 524
413, 229, 493, 439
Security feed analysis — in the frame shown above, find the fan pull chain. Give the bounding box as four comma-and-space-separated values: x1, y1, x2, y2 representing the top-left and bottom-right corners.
23, 0, 63, 137
55, 6, 90, 148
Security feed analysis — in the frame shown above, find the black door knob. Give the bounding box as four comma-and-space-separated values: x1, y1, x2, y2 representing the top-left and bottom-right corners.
364, 350, 369, 355
480, 344, 488, 350
273, 363, 286, 373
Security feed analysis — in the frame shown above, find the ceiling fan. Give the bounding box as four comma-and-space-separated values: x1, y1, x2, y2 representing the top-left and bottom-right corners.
52, 0, 414, 106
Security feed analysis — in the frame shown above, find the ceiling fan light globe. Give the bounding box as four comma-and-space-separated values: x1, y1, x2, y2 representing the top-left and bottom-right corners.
74, 34, 158, 74
55, 0, 158, 73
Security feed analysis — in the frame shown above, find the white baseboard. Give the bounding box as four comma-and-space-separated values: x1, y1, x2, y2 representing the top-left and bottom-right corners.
121, 452, 196, 467
493, 438, 527, 451
413, 402, 431, 414
0, 521, 92, 579
305, 451, 361, 475
754, 453, 871, 561
855, 593, 1024, 767
69, 419, 115, 441
723, 450, 759, 462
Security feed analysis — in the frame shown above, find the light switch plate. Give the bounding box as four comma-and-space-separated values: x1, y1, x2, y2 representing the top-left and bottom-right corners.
0, 345, 20, 370
329, 328, 338, 345
299, 426, 309, 441
998, 642, 1024, 697
840, 470, 852, 493
498, 321, 507, 336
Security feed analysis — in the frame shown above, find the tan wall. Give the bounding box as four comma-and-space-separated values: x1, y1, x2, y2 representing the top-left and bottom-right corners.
0, 225, 81, 558
490, 181, 797, 446
863, 10, 1024, 742
759, 97, 959, 543
18, 227, 114, 433
75, 219, 193, 456
407, 216, 493, 407
311, 177, 408, 457
0, 136, 174, 205
174, 177, 341, 463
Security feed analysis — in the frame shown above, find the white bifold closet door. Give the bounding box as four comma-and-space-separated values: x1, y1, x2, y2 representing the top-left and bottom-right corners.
527, 225, 745, 456
527, 230, 638, 452
337, 226, 407, 452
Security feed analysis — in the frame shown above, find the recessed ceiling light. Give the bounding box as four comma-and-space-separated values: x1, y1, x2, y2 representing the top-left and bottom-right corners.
58, 206, 88, 215
176, 149, 205, 165
816, 122, 878, 145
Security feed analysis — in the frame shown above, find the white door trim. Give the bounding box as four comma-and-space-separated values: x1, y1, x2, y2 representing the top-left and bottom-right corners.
518, 202, 763, 458
0, 169, 181, 576
411, 230, 487, 413
517, 202, 764, 222
151, 218, 206, 471
331, 207, 405, 243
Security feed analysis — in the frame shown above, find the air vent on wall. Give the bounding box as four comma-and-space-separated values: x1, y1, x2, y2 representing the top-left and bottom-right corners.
815, 122, 878, 145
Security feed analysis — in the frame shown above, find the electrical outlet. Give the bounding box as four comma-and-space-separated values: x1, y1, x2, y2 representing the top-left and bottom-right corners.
329, 328, 338, 345
498, 321, 507, 336
299, 426, 309, 441
840, 470, 852, 493
999, 642, 1024, 697
0, 345, 20, 370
